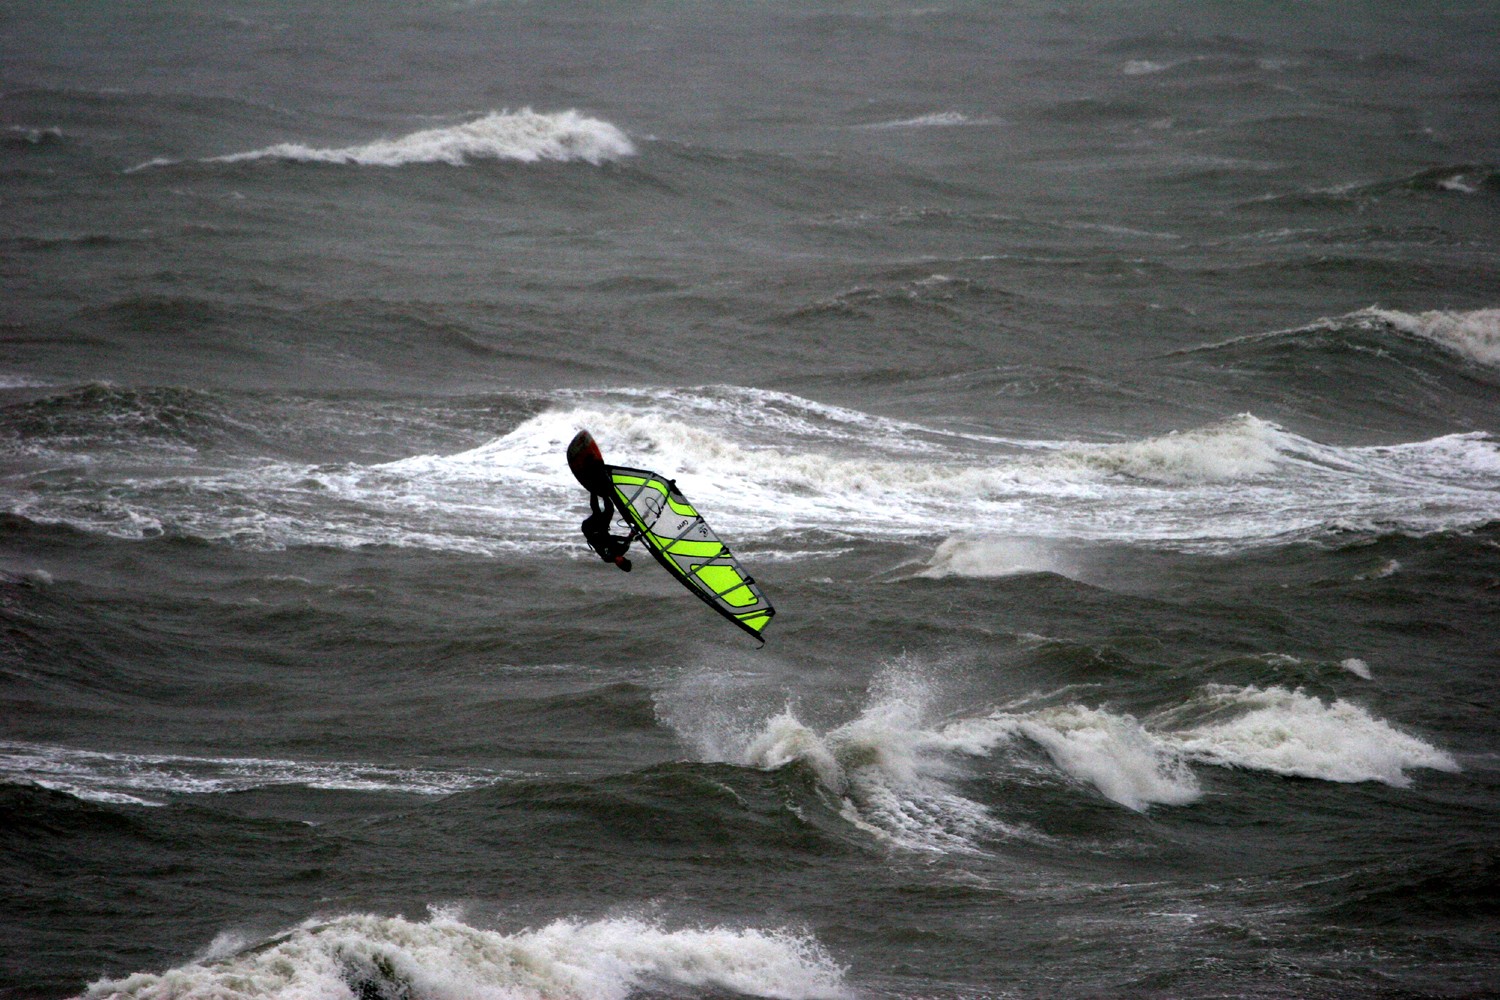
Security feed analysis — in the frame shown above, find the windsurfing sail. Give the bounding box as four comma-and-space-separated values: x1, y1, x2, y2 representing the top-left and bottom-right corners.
605, 465, 775, 642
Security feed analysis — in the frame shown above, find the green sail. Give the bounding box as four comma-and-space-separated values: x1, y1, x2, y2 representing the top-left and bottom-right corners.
607, 466, 775, 641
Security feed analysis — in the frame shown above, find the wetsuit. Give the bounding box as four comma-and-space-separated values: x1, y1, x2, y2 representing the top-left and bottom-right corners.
581, 489, 633, 571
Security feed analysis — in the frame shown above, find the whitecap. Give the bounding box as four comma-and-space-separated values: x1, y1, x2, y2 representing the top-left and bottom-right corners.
81, 911, 849, 1000
1159, 684, 1458, 787
915, 535, 1080, 580
138, 108, 635, 170
1359, 306, 1500, 368
947, 706, 1201, 812
1059, 414, 1285, 485
1121, 59, 1172, 76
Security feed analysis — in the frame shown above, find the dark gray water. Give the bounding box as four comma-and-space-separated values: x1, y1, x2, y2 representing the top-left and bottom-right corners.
3, 3, 1499, 998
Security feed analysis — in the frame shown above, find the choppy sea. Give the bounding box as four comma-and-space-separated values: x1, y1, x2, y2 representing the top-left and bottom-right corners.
3, 3, 1498, 998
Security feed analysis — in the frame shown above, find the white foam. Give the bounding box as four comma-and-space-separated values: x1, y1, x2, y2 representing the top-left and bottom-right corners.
858, 111, 981, 129
6, 124, 63, 144
138, 109, 634, 170
1360, 306, 1500, 368
1121, 59, 1172, 76
1355, 559, 1400, 580
0, 372, 54, 388
1341, 658, 1373, 680
1436, 173, 1481, 194
81, 910, 849, 1000
1159, 685, 1459, 787
1, 742, 506, 805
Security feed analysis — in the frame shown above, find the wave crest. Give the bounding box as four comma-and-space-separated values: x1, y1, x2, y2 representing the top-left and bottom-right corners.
1063, 414, 1285, 484
1159, 684, 1460, 786
943, 682, 1455, 809
659, 659, 1005, 853
140, 109, 635, 170
82, 910, 848, 1000
1359, 306, 1500, 368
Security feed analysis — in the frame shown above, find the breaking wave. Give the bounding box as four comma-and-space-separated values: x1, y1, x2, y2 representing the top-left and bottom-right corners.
1156, 685, 1460, 787
945, 683, 1458, 809
1059, 414, 1285, 484
6, 385, 1497, 555
80, 909, 848, 1000
942, 706, 1202, 813
915, 536, 1080, 580
1358, 306, 1500, 368
134, 109, 635, 170
658, 658, 1010, 853
662, 655, 1456, 830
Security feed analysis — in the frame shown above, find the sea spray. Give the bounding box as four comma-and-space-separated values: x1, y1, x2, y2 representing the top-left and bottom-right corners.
659, 657, 1001, 852
916, 535, 1082, 580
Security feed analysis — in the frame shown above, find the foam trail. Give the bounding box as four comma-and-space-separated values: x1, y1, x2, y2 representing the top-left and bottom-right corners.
136, 109, 634, 170
80, 910, 849, 1000
858, 111, 983, 129
1159, 685, 1460, 787
1, 741, 506, 806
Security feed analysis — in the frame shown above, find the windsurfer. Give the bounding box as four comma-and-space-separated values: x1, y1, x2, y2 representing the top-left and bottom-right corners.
567, 430, 633, 571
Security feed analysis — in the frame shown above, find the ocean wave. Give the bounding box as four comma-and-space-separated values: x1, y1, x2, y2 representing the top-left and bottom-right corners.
663, 655, 1455, 823
1058, 413, 1285, 484
0, 741, 506, 806
4, 124, 65, 146
915, 536, 1081, 580
80, 909, 848, 1000
134, 108, 635, 170
1198, 306, 1500, 371
1357, 306, 1500, 368
942, 707, 1201, 812
658, 658, 1016, 853
944, 683, 1455, 809
1248, 164, 1499, 207
5, 387, 1497, 556
1155, 685, 1460, 786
